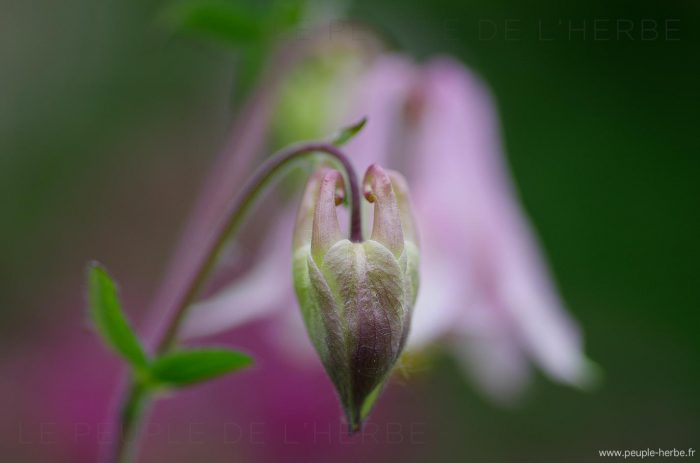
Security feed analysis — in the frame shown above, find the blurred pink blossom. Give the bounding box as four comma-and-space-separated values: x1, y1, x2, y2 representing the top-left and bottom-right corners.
346, 55, 595, 400
182, 54, 594, 402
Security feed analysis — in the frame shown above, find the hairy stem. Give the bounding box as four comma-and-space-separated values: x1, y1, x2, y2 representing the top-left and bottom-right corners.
108, 142, 361, 463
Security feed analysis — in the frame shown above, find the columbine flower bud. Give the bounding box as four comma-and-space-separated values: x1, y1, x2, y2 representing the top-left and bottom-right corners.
292, 163, 419, 431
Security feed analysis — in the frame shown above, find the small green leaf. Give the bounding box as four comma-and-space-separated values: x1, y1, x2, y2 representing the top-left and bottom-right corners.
160, 0, 263, 47
331, 117, 368, 146
150, 349, 252, 387
87, 262, 148, 370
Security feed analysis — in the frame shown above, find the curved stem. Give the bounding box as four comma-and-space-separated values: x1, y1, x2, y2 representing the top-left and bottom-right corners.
156, 142, 361, 354
108, 142, 361, 463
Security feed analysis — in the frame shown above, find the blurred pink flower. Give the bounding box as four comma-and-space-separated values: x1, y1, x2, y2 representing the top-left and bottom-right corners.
182, 54, 594, 402
346, 55, 595, 400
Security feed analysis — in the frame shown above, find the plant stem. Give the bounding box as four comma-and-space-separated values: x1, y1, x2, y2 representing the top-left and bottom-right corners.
112, 382, 149, 463
156, 142, 362, 353
107, 142, 361, 463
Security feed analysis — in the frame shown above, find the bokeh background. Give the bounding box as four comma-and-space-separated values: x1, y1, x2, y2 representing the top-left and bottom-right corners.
1, 0, 698, 462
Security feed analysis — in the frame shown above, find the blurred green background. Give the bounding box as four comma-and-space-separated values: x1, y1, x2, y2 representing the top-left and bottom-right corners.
1, 0, 698, 461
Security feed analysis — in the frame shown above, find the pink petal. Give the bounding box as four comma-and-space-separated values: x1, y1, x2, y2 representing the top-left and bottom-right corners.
181, 210, 297, 339
414, 56, 592, 387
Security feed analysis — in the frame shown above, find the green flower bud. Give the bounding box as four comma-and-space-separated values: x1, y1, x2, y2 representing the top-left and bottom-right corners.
293, 164, 419, 431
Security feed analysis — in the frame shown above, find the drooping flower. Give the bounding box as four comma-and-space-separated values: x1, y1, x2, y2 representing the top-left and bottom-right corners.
181, 52, 594, 403
291, 164, 419, 430
345, 55, 595, 400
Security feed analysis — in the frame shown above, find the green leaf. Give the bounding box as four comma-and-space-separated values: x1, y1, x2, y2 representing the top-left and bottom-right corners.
331, 117, 368, 146
150, 348, 252, 387
160, 0, 263, 47
263, 0, 306, 37
87, 262, 148, 370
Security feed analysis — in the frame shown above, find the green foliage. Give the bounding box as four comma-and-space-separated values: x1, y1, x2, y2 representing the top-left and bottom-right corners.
150, 349, 252, 387
87, 262, 149, 370
160, 1, 264, 47
161, 0, 306, 46
262, 0, 306, 38
332, 117, 368, 147
160, 0, 307, 104
87, 262, 252, 392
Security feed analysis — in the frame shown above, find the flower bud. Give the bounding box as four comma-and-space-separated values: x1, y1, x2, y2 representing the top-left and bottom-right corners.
292, 164, 419, 431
